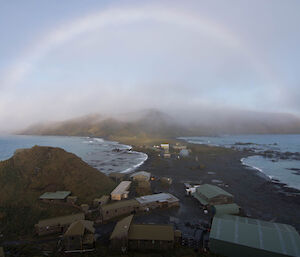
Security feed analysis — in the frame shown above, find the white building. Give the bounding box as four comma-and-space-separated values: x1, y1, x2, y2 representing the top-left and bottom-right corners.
111, 181, 132, 201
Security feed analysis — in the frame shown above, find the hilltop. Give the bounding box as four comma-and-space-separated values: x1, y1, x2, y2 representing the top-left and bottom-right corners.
0, 146, 116, 236
19, 109, 300, 143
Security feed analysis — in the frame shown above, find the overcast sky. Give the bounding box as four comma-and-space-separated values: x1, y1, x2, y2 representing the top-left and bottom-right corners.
0, 0, 300, 131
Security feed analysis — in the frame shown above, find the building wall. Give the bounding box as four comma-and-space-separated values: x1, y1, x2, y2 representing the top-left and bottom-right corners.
210, 239, 288, 257
110, 236, 129, 250
36, 223, 68, 236
102, 205, 140, 221
128, 239, 174, 250
210, 195, 233, 205
63, 235, 82, 251
41, 199, 66, 204
111, 194, 122, 201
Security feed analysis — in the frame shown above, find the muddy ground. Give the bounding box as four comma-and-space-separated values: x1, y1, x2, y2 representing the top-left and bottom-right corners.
96, 143, 300, 242
136, 144, 300, 231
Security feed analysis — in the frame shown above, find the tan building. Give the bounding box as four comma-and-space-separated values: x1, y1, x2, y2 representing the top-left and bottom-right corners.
101, 199, 140, 221
160, 143, 170, 152
63, 220, 95, 253
111, 181, 131, 201
35, 213, 85, 236
110, 215, 180, 251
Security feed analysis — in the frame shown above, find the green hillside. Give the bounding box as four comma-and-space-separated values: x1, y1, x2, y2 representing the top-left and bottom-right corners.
0, 146, 116, 237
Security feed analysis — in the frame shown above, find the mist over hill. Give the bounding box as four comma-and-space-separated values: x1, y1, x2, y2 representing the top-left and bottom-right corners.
19, 109, 300, 139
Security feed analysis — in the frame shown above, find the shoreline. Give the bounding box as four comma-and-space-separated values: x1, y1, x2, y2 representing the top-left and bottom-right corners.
178, 137, 300, 192
133, 141, 300, 232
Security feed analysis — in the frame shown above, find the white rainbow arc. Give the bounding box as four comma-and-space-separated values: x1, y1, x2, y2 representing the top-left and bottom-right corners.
2, 5, 277, 89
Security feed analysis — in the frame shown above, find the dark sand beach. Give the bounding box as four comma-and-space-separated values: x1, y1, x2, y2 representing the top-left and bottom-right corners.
134, 143, 300, 233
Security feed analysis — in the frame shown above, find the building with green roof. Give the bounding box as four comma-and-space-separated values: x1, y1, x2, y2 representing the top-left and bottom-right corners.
39, 191, 71, 202
110, 215, 179, 251
192, 184, 233, 206
212, 203, 240, 216
110, 215, 134, 249
210, 215, 300, 257
63, 220, 95, 253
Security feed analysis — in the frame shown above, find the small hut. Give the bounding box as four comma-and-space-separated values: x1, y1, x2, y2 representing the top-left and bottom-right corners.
63, 220, 95, 253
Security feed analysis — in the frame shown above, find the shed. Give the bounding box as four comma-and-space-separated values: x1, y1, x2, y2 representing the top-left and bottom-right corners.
130, 171, 151, 182
210, 215, 300, 257
212, 203, 240, 216
110, 215, 134, 249
63, 220, 95, 252
111, 181, 132, 201
192, 184, 233, 206
160, 143, 170, 151
35, 213, 85, 236
39, 191, 71, 202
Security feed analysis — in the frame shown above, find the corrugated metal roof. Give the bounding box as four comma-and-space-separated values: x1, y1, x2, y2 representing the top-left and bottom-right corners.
110, 215, 133, 240
128, 224, 174, 241
39, 191, 71, 200
101, 199, 139, 212
196, 184, 232, 199
135, 193, 179, 205
192, 192, 208, 205
64, 220, 95, 236
36, 213, 85, 228
111, 181, 131, 195
213, 203, 240, 215
210, 215, 300, 257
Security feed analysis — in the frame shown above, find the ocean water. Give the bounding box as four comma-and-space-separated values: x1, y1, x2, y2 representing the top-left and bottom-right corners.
0, 135, 147, 174
180, 134, 300, 190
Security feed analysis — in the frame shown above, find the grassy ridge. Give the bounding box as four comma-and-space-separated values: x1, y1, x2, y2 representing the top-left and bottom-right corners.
0, 146, 116, 237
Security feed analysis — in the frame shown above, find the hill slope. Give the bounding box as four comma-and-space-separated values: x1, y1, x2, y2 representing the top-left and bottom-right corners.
0, 146, 116, 236
20, 109, 300, 141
